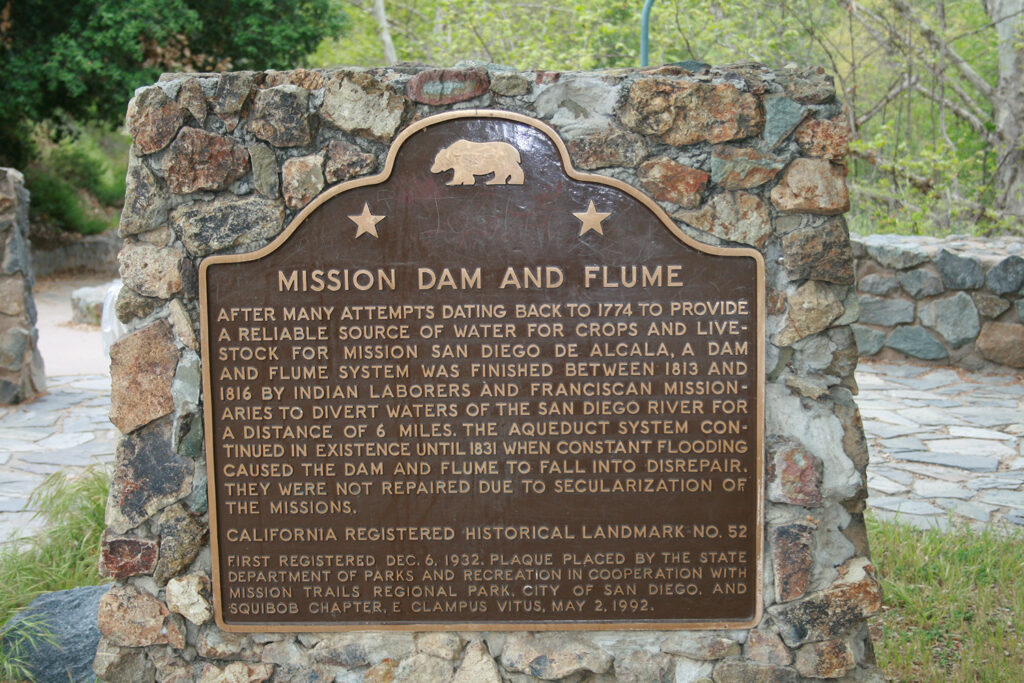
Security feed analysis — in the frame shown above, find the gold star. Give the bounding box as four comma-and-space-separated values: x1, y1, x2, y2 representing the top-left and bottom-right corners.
349, 202, 384, 239
573, 201, 610, 236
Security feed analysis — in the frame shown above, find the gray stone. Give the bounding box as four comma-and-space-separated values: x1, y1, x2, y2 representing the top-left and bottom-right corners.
395, 653, 454, 682
118, 242, 183, 300
93, 637, 156, 682
891, 450, 999, 472
172, 195, 286, 256
858, 234, 928, 270
71, 285, 108, 325
0, 584, 110, 683
490, 72, 531, 96
1017, 298, 1024, 323
249, 85, 311, 147
762, 94, 807, 148
852, 325, 884, 355
119, 157, 169, 237
918, 292, 980, 348
661, 632, 740, 660
674, 191, 771, 247
868, 496, 944, 516
885, 326, 947, 360
452, 640, 501, 683
898, 267, 944, 298
615, 650, 674, 682
712, 659, 798, 683
106, 417, 193, 533
115, 285, 162, 324
986, 255, 1024, 294
501, 633, 612, 679
972, 292, 1011, 318
857, 295, 914, 326
321, 72, 407, 142
935, 249, 984, 289
211, 71, 257, 116
0, 327, 30, 371
780, 216, 855, 284
248, 143, 280, 199
858, 272, 898, 295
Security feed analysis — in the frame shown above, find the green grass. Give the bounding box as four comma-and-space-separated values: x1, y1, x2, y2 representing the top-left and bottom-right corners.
0, 468, 110, 680
866, 512, 1024, 682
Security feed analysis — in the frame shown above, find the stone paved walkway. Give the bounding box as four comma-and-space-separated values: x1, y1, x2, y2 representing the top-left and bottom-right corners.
861, 363, 1024, 530
0, 374, 116, 540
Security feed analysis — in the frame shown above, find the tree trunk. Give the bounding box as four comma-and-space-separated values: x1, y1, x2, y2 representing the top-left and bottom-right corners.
987, 0, 1024, 226
371, 0, 398, 65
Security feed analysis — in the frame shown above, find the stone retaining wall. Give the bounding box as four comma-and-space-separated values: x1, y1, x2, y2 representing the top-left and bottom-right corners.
96, 64, 883, 682
851, 234, 1024, 370
31, 231, 121, 277
0, 168, 45, 403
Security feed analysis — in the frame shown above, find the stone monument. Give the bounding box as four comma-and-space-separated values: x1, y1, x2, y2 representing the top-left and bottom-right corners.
97, 64, 882, 682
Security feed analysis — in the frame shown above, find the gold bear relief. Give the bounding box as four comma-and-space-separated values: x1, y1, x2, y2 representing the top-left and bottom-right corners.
430, 140, 525, 186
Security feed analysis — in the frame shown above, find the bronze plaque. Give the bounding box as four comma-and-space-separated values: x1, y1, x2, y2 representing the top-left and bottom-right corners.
200, 111, 764, 631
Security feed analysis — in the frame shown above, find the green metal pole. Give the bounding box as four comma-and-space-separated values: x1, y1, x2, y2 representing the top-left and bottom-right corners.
641, 0, 656, 66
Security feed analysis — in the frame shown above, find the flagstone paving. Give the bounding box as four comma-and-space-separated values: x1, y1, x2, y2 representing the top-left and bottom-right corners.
0, 355, 1020, 541
0, 375, 117, 541
860, 363, 1024, 530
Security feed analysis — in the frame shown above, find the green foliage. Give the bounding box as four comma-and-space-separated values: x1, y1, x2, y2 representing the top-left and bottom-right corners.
867, 513, 1024, 681
0, 0, 345, 166
0, 468, 110, 619
23, 125, 129, 235
0, 468, 110, 680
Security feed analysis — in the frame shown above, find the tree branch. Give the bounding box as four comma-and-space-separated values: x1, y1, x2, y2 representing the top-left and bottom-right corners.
856, 74, 919, 128
911, 82, 994, 141
889, 0, 995, 100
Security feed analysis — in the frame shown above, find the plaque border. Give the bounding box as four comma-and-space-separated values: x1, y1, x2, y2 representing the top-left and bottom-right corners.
199, 110, 766, 633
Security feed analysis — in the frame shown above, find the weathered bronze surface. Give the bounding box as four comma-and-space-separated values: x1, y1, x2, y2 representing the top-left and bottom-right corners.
200, 111, 765, 631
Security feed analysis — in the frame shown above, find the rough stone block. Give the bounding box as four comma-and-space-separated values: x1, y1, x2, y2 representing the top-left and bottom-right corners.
153, 504, 207, 583
772, 522, 816, 602
620, 78, 764, 145
567, 128, 647, 170
93, 636, 156, 682
775, 281, 844, 346
885, 325, 948, 360
766, 436, 823, 507
746, 628, 792, 665
935, 249, 984, 290
637, 156, 709, 208
99, 529, 159, 578
211, 71, 258, 116
489, 72, 531, 96
321, 72, 407, 141
615, 650, 675, 682
780, 216, 854, 284
501, 632, 613, 679
771, 158, 849, 215
453, 640, 501, 683
249, 85, 312, 147
713, 659, 799, 683
977, 322, 1024, 367
166, 573, 213, 625
711, 145, 784, 189
164, 128, 250, 194
119, 156, 169, 236
794, 639, 856, 678
675, 191, 771, 247
986, 255, 1024, 295
172, 195, 285, 256
325, 140, 377, 184
126, 86, 184, 154
852, 324, 885, 356
897, 267, 944, 298
972, 292, 1010, 318
109, 321, 178, 433
282, 153, 326, 209
97, 585, 174, 647
858, 272, 898, 295
768, 557, 883, 647
918, 292, 979, 348
761, 94, 807, 148
857, 295, 914, 326
406, 68, 489, 105
795, 116, 849, 162
107, 417, 193, 533
118, 242, 183, 300
176, 77, 208, 122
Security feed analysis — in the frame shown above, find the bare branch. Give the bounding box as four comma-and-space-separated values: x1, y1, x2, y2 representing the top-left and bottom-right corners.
856, 74, 919, 128
889, 0, 995, 100
911, 82, 994, 142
